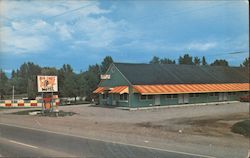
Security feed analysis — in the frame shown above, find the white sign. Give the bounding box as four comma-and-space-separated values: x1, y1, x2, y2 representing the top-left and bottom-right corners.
101, 74, 111, 80
37, 76, 58, 92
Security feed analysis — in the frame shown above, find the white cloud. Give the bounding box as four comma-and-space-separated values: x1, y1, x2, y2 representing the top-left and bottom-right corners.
55, 22, 73, 40
0, 26, 49, 54
0, 0, 123, 53
187, 42, 217, 51
72, 15, 129, 48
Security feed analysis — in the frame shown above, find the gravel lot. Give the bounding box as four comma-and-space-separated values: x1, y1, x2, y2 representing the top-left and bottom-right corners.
0, 102, 249, 158
60, 102, 248, 123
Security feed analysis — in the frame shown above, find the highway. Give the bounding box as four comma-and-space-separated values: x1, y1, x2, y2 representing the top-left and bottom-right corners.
0, 123, 213, 157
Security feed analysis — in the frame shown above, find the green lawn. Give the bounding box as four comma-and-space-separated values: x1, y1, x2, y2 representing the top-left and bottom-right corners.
231, 119, 250, 137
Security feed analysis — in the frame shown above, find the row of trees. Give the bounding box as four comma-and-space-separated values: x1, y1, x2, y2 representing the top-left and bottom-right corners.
0, 56, 113, 100
149, 54, 234, 66
0, 55, 249, 100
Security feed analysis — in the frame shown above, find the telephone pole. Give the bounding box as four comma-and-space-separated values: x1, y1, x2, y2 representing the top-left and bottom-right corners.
12, 85, 14, 103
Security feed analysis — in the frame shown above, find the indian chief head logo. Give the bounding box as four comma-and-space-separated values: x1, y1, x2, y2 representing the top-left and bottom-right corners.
39, 76, 56, 91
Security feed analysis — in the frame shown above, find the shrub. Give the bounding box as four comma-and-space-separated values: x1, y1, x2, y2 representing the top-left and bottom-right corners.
231, 119, 250, 137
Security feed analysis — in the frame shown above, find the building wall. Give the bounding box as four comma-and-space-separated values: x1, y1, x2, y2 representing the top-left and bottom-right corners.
189, 93, 208, 104
97, 64, 131, 107
99, 64, 130, 87
160, 95, 178, 105
98, 91, 248, 108
130, 93, 154, 108
128, 91, 247, 107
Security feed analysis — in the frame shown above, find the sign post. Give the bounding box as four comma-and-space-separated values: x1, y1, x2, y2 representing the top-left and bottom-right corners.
37, 76, 58, 113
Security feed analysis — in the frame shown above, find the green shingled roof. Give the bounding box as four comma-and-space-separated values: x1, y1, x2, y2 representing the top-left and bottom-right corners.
114, 63, 249, 85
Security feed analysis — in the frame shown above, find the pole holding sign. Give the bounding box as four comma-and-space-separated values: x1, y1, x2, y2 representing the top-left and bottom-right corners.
37, 75, 58, 113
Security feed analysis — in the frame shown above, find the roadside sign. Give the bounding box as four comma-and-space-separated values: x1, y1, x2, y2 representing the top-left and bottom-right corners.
101, 74, 111, 79
37, 76, 58, 92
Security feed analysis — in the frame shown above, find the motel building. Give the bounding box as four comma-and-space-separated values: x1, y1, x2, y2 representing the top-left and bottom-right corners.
93, 63, 249, 108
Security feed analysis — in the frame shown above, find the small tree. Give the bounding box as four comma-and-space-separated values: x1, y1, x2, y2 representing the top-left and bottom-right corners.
84, 64, 101, 101
62, 73, 79, 101
150, 56, 160, 64
0, 70, 8, 99
58, 64, 74, 97
194, 56, 201, 65
210, 59, 229, 66
160, 58, 176, 64
101, 56, 113, 73
202, 56, 207, 65
240, 57, 249, 68
179, 54, 194, 65
27, 78, 37, 99
41, 67, 58, 75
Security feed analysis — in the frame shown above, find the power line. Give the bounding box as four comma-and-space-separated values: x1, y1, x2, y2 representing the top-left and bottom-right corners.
135, 2, 230, 23
46, 3, 94, 20
159, 51, 249, 63
0, 0, 68, 23
0, 2, 95, 33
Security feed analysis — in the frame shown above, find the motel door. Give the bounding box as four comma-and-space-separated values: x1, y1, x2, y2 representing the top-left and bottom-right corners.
178, 94, 189, 104
223, 93, 228, 101
154, 95, 161, 106
183, 94, 189, 104
219, 93, 228, 101
178, 94, 183, 104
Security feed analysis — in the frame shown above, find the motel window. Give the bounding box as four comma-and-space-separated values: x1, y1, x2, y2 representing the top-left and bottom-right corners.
140, 95, 153, 100
166, 94, 177, 99
172, 94, 177, 98
141, 95, 147, 100
209, 93, 214, 96
190, 93, 199, 97
102, 93, 108, 100
209, 93, 219, 97
166, 95, 172, 99
228, 92, 236, 95
148, 95, 153, 100
120, 93, 128, 100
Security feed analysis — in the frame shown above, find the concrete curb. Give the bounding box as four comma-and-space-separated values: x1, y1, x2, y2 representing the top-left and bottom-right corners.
116, 101, 239, 111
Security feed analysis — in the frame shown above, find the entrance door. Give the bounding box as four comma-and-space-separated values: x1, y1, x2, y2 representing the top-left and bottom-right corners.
219, 93, 226, 101
154, 95, 160, 106
223, 93, 228, 101
178, 94, 189, 104
107, 94, 112, 105
112, 94, 117, 106
183, 94, 189, 104
178, 94, 184, 104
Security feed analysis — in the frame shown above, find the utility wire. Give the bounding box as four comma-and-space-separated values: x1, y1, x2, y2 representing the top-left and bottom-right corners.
46, 3, 94, 20
135, 2, 230, 22
153, 51, 248, 63
0, 2, 95, 33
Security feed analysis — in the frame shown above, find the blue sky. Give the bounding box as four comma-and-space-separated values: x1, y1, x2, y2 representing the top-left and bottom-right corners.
0, 0, 249, 73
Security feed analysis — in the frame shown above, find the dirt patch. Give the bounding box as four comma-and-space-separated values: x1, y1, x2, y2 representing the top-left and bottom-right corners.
11, 110, 77, 117
134, 113, 249, 138
136, 122, 163, 129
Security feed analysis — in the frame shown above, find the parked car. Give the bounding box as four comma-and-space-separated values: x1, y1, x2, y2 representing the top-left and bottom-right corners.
240, 95, 250, 102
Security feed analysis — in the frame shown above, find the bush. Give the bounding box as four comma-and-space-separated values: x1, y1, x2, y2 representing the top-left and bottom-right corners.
231, 119, 250, 137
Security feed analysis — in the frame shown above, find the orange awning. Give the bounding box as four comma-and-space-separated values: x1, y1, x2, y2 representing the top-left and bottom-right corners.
109, 86, 128, 94
93, 87, 105, 94
133, 83, 250, 95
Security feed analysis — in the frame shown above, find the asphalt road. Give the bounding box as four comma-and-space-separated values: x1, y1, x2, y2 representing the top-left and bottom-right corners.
0, 124, 213, 158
